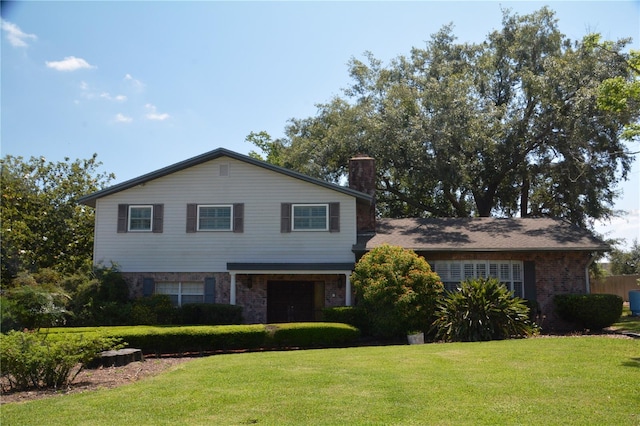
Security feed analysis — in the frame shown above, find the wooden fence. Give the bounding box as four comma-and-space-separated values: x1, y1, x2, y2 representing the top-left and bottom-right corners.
591, 275, 640, 301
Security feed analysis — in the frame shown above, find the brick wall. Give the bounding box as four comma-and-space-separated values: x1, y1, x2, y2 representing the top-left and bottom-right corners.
419, 250, 593, 330
123, 272, 347, 325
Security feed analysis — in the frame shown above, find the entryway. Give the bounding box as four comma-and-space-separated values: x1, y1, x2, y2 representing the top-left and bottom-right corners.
267, 281, 323, 323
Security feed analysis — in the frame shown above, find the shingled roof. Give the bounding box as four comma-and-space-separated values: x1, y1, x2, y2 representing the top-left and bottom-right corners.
364, 217, 608, 252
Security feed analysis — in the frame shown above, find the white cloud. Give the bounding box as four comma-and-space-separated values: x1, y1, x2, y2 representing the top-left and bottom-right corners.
124, 73, 145, 91
1, 19, 37, 48
46, 56, 96, 72
98, 92, 127, 102
145, 103, 170, 121
114, 113, 133, 123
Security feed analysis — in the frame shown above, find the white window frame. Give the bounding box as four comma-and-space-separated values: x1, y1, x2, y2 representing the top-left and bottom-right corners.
292, 204, 329, 231
197, 204, 233, 231
431, 260, 524, 298
128, 205, 153, 232
155, 281, 204, 306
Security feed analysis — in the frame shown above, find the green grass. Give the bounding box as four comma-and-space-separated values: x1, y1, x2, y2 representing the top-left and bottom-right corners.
2, 337, 639, 425
610, 305, 640, 333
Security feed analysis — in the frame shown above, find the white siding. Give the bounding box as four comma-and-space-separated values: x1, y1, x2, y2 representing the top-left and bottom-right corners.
93, 157, 359, 272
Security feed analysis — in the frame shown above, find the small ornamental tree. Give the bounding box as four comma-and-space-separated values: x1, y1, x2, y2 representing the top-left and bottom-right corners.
351, 245, 443, 338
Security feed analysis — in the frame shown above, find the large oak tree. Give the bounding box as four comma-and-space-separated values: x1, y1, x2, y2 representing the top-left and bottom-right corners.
251, 7, 638, 228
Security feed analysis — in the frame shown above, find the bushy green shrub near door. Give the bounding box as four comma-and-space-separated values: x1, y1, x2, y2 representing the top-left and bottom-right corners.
351, 245, 443, 338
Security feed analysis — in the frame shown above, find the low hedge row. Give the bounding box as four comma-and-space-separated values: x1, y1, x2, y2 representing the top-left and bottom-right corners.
554, 293, 623, 331
46, 323, 360, 355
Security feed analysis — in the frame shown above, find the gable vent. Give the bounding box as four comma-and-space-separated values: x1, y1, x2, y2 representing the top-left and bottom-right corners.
219, 163, 229, 177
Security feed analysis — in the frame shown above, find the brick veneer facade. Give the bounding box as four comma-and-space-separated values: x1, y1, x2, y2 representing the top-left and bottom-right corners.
123, 272, 347, 324
418, 250, 594, 331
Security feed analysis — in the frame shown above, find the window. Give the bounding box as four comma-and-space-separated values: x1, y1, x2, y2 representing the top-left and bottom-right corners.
186, 203, 243, 233
155, 281, 204, 306
431, 260, 524, 297
118, 204, 163, 233
129, 205, 152, 231
281, 203, 339, 232
198, 205, 232, 231
293, 204, 328, 231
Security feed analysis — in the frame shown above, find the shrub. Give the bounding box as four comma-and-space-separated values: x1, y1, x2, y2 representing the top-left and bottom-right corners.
268, 323, 360, 348
2, 282, 70, 331
554, 293, 623, 331
64, 265, 132, 326
322, 306, 368, 334
130, 295, 176, 325
351, 245, 443, 338
0, 331, 122, 391
433, 278, 535, 342
178, 303, 243, 325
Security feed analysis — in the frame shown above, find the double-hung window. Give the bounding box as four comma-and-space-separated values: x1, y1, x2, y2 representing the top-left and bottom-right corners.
431, 260, 524, 298
128, 205, 153, 231
155, 282, 204, 306
292, 204, 328, 231
198, 205, 232, 231
118, 204, 163, 233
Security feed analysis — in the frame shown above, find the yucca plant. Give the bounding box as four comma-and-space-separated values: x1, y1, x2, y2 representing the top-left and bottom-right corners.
433, 277, 535, 342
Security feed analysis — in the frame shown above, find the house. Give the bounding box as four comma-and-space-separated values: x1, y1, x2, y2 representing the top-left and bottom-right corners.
358, 217, 609, 326
79, 148, 608, 327
79, 148, 374, 323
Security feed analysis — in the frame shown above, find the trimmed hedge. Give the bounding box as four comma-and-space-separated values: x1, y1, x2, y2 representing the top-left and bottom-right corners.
323, 306, 369, 335
178, 303, 243, 325
268, 323, 361, 348
45, 323, 360, 355
554, 293, 623, 331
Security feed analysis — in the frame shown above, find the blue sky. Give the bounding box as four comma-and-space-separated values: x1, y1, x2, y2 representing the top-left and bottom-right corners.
2, 1, 639, 249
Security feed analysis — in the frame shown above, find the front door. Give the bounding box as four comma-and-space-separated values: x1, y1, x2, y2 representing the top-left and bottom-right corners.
267, 281, 314, 323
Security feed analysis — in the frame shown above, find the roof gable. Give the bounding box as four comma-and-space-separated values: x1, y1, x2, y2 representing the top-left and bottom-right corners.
366, 217, 608, 252
78, 148, 373, 207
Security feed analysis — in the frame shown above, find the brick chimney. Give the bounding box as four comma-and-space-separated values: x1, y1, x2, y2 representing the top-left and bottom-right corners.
349, 155, 376, 234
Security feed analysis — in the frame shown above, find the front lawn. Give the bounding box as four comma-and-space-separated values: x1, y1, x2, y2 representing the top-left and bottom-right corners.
610, 305, 640, 334
2, 337, 639, 425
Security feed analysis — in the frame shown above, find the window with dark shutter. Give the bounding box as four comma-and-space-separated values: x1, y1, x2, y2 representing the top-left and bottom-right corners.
329, 202, 340, 232
152, 204, 164, 233
204, 277, 216, 304
281, 203, 291, 233
142, 277, 155, 298
186, 204, 197, 233
117, 204, 128, 233
523, 261, 537, 302
233, 203, 244, 233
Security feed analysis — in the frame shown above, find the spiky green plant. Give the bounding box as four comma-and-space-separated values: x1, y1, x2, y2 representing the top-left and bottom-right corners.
433, 277, 535, 342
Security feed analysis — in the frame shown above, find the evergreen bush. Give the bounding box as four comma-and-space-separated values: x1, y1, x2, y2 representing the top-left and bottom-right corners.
554, 293, 623, 331
351, 245, 443, 338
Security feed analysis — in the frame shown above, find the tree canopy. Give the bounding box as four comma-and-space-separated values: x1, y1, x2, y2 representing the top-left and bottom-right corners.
250, 7, 638, 228
1, 154, 114, 285
608, 240, 640, 275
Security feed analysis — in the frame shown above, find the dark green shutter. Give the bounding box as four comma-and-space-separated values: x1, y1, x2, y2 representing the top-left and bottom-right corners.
117, 204, 128, 233
233, 203, 244, 233
186, 204, 197, 232
142, 277, 155, 298
204, 277, 215, 304
152, 204, 164, 233
523, 261, 536, 302
329, 202, 340, 232
281, 203, 291, 233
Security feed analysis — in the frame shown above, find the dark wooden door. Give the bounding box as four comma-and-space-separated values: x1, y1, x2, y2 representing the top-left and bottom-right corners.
267, 281, 314, 323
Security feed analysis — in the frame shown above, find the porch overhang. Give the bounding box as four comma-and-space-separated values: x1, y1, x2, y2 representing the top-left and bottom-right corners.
225, 263, 355, 306
227, 262, 355, 274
